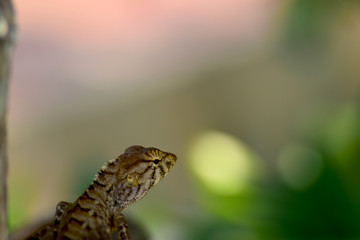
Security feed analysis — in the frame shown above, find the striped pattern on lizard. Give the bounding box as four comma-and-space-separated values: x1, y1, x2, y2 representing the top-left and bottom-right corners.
26, 145, 177, 240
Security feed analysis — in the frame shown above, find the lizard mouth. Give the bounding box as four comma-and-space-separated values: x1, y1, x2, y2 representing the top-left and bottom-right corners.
163, 153, 177, 172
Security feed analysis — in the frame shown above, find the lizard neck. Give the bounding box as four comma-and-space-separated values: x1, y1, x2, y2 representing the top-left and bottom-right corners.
84, 160, 121, 213
85, 158, 153, 213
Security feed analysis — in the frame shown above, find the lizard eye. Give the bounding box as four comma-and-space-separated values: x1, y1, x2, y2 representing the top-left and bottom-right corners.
153, 159, 160, 165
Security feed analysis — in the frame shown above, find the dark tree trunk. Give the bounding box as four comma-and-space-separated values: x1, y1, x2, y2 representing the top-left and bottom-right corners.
0, 0, 16, 239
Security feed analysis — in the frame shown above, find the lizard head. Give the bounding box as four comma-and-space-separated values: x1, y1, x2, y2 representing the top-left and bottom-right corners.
111, 145, 177, 208
123, 145, 177, 186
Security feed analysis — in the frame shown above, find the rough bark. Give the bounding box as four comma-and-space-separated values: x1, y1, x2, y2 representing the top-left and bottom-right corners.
0, 0, 15, 239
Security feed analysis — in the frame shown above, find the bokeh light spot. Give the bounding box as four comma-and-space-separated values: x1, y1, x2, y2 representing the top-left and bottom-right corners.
188, 131, 256, 195
277, 144, 323, 190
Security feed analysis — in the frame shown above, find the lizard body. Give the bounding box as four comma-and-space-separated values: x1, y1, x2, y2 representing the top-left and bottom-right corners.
26, 145, 177, 240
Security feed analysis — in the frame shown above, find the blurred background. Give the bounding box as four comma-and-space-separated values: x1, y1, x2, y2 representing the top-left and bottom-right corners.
7, 0, 360, 239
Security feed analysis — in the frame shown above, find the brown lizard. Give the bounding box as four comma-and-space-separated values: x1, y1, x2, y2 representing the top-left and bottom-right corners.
25, 145, 177, 240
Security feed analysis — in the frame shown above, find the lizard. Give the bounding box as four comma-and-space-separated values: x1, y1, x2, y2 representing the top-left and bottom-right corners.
25, 145, 177, 240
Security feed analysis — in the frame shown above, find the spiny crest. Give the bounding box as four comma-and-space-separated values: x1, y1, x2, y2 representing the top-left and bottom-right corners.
94, 158, 119, 180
